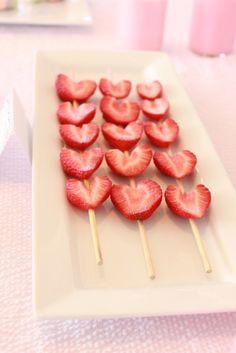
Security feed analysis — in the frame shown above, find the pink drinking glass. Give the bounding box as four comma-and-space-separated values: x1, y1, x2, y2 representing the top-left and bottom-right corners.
189, 0, 236, 56
116, 0, 167, 51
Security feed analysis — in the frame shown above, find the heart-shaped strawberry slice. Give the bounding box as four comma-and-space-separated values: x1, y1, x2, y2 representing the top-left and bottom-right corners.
111, 179, 162, 220
60, 123, 99, 150
144, 118, 179, 147
102, 121, 143, 151
99, 78, 132, 98
66, 176, 112, 210
100, 96, 140, 125
60, 147, 103, 179
141, 98, 169, 120
153, 150, 197, 179
57, 102, 96, 126
105, 144, 152, 177
136, 81, 162, 100
165, 184, 211, 219
55, 74, 97, 103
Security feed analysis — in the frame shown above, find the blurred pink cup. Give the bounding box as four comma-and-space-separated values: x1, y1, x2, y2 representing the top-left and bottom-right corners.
189, 0, 236, 56
116, 0, 167, 51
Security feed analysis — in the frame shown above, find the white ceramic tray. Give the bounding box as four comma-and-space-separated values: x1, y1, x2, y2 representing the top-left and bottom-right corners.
33, 50, 236, 318
0, 0, 92, 26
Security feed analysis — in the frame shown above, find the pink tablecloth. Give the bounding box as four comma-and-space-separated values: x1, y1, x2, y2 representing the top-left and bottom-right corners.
0, 0, 236, 352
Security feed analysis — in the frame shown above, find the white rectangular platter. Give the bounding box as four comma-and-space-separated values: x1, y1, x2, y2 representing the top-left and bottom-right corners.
0, 0, 92, 26
33, 50, 236, 318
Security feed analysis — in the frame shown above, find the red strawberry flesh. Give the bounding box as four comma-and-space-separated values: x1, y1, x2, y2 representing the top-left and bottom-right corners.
55, 74, 97, 103
153, 150, 197, 179
102, 121, 143, 151
111, 179, 163, 220
141, 98, 169, 120
144, 118, 179, 147
105, 144, 152, 177
57, 102, 96, 126
136, 81, 162, 100
60, 123, 99, 150
165, 184, 211, 219
99, 78, 131, 98
66, 176, 112, 210
100, 96, 140, 125
60, 147, 103, 179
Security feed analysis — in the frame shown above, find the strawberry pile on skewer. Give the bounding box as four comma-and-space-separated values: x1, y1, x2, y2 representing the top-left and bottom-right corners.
100, 79, 163, 223
137, 81, 210, 218
100, 78, 165, 279
55, 74, 112, 265
138, 79, 212, 272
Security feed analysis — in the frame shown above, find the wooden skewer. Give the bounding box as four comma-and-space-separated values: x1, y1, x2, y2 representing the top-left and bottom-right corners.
167, 147, 212, 273
137, 219, 156, 279
83, 179, 103, 265
71, 99, 103, 265
124, 151, 156, 279
189, 219, 211, 273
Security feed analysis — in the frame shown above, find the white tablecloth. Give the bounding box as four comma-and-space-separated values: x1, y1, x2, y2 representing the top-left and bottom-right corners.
0, 0, 236, 352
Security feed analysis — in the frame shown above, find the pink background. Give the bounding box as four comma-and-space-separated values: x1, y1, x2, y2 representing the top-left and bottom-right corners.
0, 0, 236, 352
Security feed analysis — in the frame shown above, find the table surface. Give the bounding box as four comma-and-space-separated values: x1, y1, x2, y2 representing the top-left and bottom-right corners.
0, 0, 236, 353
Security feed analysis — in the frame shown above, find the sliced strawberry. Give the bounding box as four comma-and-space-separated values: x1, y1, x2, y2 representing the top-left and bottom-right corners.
141, 98, 169, 120
60, 124, 99, 150
100, 96, 140, 125
102, 121, 143, 151
111, 179, 162, 220
165, 184, 211, 219
57, 102, 96, 126
105, 144, 152, 177
99, 78, 131, 98
136, 81, 162, 100
60, 147, 103, 179
55, 74, 97, 103
153, 150, 197, 179
66, 176, 112, 210
144, 118, 179, 147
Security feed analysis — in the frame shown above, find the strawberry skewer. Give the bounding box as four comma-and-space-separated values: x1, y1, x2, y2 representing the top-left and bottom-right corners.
166, 147, 212, 273
138, 81, 212, 273
101, 73, 160, 279
103, 123, 157, 278
71, 99, 104, 265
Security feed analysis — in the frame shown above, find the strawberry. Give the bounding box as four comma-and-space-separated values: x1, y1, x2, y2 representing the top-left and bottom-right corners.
136, 81, 162, 100
102, 121, 143, 151
59, 123, 99, 150
99, 78, 131, 98
165, 184, 211, 219
100, 96, 140, 125
66, 176, 112, 210
144, 118, 179, 147
57, 102, 96, 126
60, 147, 103, 179
105, 144, 152, 177
55, 74, 97, 103
111, 179, 162, 220
141, 97, 169, 120
153, 150, 197, 179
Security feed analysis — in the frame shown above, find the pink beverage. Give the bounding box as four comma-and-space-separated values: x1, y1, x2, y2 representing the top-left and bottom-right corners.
189, 0, 236, 56
116, 0, 167, 50
0, 0, 17, 10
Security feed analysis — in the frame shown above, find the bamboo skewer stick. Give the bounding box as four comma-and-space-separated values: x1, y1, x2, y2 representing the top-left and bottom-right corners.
189, 219, 211, 273
167, 147, 212, 273
83, 179, 103, 265
137, 219, 156, 279
124, 151, 156, 279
